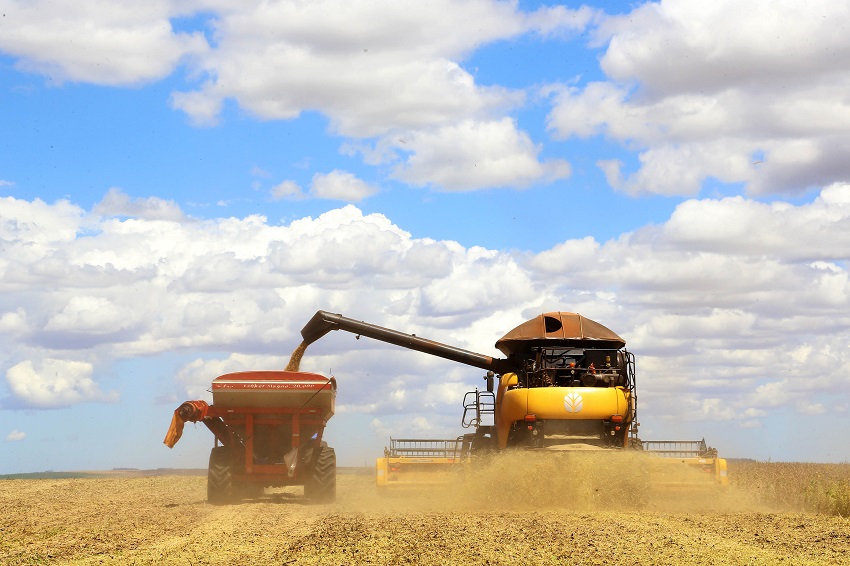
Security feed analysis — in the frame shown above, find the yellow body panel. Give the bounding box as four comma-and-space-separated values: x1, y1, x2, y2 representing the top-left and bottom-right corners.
495, 373, 632, 448
717, 457, 729, 486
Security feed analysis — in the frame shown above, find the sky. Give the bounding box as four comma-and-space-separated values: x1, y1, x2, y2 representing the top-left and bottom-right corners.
1, 0, 849, 473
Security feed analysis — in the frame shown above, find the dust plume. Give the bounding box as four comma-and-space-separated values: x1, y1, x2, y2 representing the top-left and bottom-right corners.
286, 341, 308, 372
343, 451, 773, 514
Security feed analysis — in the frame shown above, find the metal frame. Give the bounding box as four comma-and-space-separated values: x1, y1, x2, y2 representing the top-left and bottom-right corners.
204, 405, 328, 485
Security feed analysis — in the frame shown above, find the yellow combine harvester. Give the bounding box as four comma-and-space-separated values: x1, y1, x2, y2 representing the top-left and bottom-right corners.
300, 310, 727, 491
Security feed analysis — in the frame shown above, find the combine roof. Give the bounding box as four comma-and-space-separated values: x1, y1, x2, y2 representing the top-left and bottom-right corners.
495, 312, 626, 356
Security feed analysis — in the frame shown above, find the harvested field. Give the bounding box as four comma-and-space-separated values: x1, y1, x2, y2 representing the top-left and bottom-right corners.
2, 458, 849, 565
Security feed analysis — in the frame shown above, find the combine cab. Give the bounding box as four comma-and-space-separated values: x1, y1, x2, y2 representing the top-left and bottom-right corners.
164, 370, 337, 504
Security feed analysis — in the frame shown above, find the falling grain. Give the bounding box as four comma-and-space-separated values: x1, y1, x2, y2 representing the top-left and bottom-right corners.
285, 340, 308, 372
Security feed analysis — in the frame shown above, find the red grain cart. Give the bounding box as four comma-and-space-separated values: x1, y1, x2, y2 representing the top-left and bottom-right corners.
165, 371, 337, 504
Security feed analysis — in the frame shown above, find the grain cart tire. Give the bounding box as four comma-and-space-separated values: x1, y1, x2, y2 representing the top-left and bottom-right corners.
305, 446, 336, 503
207, 446, 237, 505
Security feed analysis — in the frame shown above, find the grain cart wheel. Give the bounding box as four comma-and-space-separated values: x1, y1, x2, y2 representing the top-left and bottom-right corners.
207, 446, 237, 505
305, 446, 336, 503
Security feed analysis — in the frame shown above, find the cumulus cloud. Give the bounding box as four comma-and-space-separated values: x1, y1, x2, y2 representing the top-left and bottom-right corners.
0, 308, 29, 336
0, 0, 208, 85
548, 0, 850, 197
270, 173, 378, 202
387, 119, 571, 191
0, 0, 594, 128
94, 188, 185, 220
6, 429, 26, 442
1, 188, 849, 427
270, 180, 305, 201
527, 188, 850, 425
5, 358, 118, 408
167, 1, 560, 134
167, 2, 581, 192
309, 171, 378, 202
0, 2, 595, 193
0, 196, 85, 244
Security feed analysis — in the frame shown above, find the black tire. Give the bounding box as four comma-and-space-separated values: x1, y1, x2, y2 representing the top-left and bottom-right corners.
207, 446, 236, 505
305, 446, 336, 503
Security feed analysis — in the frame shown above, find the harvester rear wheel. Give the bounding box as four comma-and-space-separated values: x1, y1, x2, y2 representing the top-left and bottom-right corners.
207, 446, 236, 505
305, 446, 336, 503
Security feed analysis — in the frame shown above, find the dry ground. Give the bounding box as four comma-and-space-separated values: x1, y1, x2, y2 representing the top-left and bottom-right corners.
2, 455, 849, 565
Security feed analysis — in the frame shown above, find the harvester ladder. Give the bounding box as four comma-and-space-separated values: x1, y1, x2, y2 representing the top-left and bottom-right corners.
462, 389, 495, 428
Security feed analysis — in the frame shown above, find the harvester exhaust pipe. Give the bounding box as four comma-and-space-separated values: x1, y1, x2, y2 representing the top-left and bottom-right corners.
300, 311, 515, 375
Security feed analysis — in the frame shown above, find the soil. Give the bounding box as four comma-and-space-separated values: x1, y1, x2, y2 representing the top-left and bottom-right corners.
2, 462, 848, 565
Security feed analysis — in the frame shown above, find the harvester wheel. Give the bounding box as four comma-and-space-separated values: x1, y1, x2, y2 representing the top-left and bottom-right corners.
305, 446, 336, 503
207, 446, 236, 505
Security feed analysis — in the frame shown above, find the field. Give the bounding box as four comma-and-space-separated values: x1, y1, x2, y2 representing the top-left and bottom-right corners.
2, 455, 849, 565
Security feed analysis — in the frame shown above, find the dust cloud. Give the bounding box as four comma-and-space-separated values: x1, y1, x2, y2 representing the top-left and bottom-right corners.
285, 341, 308, 372
338, 451, 771, 515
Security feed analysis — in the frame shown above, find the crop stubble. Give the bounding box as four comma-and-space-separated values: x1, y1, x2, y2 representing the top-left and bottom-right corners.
2, 457, 849, 565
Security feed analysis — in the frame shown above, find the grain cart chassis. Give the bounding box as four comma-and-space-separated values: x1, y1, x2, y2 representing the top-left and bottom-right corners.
166, 371, 337, 504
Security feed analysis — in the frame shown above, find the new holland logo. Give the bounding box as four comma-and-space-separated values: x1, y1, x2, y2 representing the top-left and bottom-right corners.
564, 393, 583, 413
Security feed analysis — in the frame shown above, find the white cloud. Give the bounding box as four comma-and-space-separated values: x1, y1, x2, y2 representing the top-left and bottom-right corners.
309, 171, 378, 202
6, 359, 118, 408
0, 3, 590, 194
44, 296, 136, 334
796, 401, 826, 416
548, 0, 850, 196
388, 119, 571, 191
168, 1, 540, 135
175, 353, 289, 401
2, 187, 850, 423
0, 308, 29, 335
94, 188, 185, 221
0, 196, 85, 244
0, 0, 208, 85
270, 180, 305, 200
5, 429, 26, 442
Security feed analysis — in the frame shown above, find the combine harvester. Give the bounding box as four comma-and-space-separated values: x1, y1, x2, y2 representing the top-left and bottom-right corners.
299, 310, 727, 492
164, 370, 337, 504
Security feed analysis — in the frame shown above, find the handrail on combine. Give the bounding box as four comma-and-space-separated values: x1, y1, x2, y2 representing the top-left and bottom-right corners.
386, 438, 465, 459
642, 439, 716, 459
462, 389, 495, 429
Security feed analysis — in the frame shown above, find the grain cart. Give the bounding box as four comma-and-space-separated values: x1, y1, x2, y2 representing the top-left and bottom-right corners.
164, 370, 337, 504
298, 310, 727, 490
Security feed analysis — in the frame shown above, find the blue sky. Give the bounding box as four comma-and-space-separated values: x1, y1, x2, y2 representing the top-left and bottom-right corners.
2, 0, 850, 473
